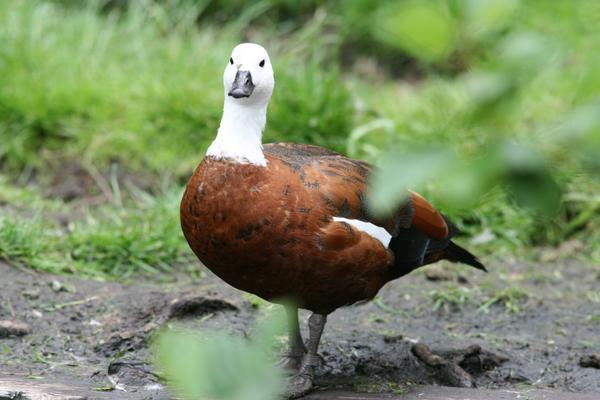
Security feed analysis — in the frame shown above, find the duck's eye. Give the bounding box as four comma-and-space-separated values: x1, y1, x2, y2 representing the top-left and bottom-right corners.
229, 58, 234, 65
259, 59, 265, 67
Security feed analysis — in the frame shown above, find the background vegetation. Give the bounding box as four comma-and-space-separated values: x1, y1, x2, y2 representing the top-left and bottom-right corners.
1, 0, 599, 280
1, 1, 599, 398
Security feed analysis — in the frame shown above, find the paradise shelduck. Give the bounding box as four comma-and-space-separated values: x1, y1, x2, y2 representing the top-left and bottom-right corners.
180, 43, 486, 398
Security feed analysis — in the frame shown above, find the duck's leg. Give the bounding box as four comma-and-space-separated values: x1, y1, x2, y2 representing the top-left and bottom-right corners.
278, 305, 307, 372
287, 313, 327, 399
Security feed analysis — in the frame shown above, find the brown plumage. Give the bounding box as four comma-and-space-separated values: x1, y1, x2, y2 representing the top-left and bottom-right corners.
181, 143, 484, 313
181, 43, 485, 398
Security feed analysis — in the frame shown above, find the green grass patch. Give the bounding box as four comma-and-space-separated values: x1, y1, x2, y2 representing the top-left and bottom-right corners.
67, 192, 191, 278
0, 176, 67, 212
0, 1, 353, 176
588, 315, 600, 324
429, 283, 529, 314
429, 284, 474, 312
586, 291, 600, 304
0, 216, 68, 273
0, 189, 194, 279
479, 287, 528, 314
0, 0, 233, 174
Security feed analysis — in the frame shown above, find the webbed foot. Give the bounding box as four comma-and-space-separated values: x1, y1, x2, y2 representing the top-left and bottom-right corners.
286, 367, 314, 399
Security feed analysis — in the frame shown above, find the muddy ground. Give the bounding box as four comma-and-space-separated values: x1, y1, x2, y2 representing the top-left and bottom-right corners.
1, 255, 599, 398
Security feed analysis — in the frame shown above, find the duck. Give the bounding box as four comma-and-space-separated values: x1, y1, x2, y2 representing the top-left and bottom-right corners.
180, 43, 486, 398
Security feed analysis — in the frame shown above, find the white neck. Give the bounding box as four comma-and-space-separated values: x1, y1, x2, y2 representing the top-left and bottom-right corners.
205, 99, 268, 166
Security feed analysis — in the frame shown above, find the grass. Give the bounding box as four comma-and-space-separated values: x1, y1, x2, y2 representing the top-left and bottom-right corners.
0, 176, 67, 212
0, 216, 66, 273
67, 191, 190, 277
588, 315, 600, 324
429, 285, 473, 312
479, 287, 528, 314
429, 283, 529, 314
0, 0, 599, 280
0, 0, 232, 174
0, 188, 195, 279
0, 0, 351, 176
586, 291, 600, 304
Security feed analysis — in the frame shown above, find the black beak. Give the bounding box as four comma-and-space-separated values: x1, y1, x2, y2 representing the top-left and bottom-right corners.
228, 70, 255, 99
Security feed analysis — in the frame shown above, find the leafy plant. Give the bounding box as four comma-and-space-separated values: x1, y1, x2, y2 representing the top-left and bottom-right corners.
153, 310, 286, 400
361, 0, 600, 254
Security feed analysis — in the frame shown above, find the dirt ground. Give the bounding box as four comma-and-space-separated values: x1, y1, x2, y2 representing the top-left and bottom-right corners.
1, 256, 599, 399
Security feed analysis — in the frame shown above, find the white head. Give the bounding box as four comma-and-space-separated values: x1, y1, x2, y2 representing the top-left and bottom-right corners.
223, 43, 274, 107
205, 43, 274, 166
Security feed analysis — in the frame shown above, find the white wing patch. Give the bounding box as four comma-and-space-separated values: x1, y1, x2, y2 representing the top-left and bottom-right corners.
333, 217, 392, 248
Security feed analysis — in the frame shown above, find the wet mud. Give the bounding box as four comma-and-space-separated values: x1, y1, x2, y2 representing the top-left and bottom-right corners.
1, 257, 599, 397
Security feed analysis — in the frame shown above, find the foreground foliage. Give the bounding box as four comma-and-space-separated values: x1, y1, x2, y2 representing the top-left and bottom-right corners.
154, 310, 286, 400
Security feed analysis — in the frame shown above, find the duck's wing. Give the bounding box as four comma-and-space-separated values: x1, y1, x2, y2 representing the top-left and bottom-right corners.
263, 142, 441, 234
264, 143, 484, 274
264, 142, 395, 227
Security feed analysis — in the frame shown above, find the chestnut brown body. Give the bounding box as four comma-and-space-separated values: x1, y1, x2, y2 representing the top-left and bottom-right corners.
181, 143, 484, 313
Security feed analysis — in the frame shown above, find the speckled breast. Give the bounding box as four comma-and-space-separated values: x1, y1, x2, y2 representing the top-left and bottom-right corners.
180, 153, 396, 312
180, 157, 313, 302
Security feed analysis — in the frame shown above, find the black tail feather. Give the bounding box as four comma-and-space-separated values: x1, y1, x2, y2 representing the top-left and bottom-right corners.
445, 241, 487, 272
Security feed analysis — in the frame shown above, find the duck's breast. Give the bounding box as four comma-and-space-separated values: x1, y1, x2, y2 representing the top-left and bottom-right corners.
180, 155, 393, 311
181, 157, 312, 297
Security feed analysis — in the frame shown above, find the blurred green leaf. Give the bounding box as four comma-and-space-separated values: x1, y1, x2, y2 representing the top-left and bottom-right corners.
464, 0, 520, 37
555, 102, 600, 142
554, 102, 600, 174
462, 71, 513, 105
373, 2, 457, 62
506, 169, 561, 215
497, 141, 561, 215
368, 146, 454, 214
347, 119, 395, 159
576, 59, 600, 101
498, 141, 544, 172
154, 311, 286, 400
436, 156, 501, 208
497, 32, 559, 74
370, 139, 562, 217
